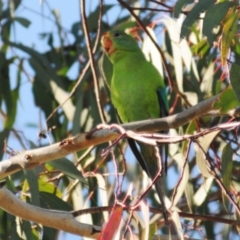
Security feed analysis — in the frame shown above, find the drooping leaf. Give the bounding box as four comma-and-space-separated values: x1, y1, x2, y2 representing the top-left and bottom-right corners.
39, 191, 72, 211
97, 205, 122, 240
185, 182, 194, 213
181, 0, 216, 38
201, 62, 214, 95
213, 87, 240, 113
20, 220, 37, 240
162, 18, 183, 91
140, 201, 149, 240
203, 1, 233, 45
230, 63, 240, 102
49, 158, 87, 184
0, 53, 18, 129
0, 130, 10, 160
221, 143, 233, 209
142, 27, 163, 77
13, 17, 31, 28
196, 131, 219, 178
87, 4, 114, 32
221, 8, 239, 65
24, 169, 40, 207
191, 38, 210, 56
94, 173, 109, 221
149, 223, 158, 240
38, 176, 62, 197
172, 211, 184, 240
193, 177, 214, 206
172, 152, 190, 207
42, 226, 58, 240
174, 0, 190, 18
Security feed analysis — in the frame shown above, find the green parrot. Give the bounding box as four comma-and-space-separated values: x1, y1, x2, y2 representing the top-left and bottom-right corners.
101, 30, 169, 223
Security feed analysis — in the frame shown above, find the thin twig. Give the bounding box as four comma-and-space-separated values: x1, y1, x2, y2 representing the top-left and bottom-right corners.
80, 0, 106, 123
76, 146, 94, 166
47, 0, 104, 124
149, 0, 173, 10
131, 7, 172, 13
71, 205, 240, 226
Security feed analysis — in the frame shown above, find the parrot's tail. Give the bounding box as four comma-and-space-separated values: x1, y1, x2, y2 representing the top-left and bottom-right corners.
138, 143, 169, 224
153, 166, 168, 224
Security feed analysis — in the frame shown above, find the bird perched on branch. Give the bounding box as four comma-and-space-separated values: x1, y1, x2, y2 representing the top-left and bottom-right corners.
101, 30, 169, 223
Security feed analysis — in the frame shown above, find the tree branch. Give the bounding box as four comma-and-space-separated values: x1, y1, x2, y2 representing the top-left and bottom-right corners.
0, 187, 101, 238
0, 94, 236, 179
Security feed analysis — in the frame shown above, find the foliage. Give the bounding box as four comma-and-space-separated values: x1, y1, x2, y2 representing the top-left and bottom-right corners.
0, 0, 240, 239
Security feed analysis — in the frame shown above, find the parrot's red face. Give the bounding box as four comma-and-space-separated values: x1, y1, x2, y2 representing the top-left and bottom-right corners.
101, 30, 140, 63
101, 32, 115, 55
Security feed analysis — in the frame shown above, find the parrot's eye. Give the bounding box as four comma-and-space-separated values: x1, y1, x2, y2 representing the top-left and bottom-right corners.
114, 32, 120, 37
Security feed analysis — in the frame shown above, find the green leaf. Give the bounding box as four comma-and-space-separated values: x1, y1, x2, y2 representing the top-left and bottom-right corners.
20, 220, 37, 240
181, 0, 216, 38
38, 176, 62, 197
221, 8, 238, 65
213, 87, 240, 113
7, 42, 52, 72
230, 63, 240, 102
25, 169, 40, 206
174, 0, 189, 18
148, 223, 157, 239
221, 143, 233, 209
49, 158, 87, 184
232, 161, 240, 182
6, 41, 66, 89
196, 131, 220, 178
203, 2, 233, 45
172, 211, 184, 239
193, 177, 214, 206
42, 226, 58, 240
185, 182, 194, 213
32, 78, 55, 118
0, 130, 10, 160
182, 122, 195, 212
39, 191, 72, 211
191, 38, 210, 56
0, 1, 3, 17
87, 4, 114, 32
0, 53, 18, 129
13, 17, 31, 28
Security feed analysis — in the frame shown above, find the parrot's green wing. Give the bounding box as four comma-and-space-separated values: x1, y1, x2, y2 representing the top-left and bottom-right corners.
128, 86, 168, 174
157, 88, 169, 119
157, 87, 169, 173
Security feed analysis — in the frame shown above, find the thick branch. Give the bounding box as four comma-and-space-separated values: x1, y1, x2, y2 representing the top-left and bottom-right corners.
0, 94, 235, 179
0, 187, 101, 238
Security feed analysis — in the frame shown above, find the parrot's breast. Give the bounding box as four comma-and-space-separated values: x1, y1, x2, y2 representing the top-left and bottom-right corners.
111, 54, 162, 123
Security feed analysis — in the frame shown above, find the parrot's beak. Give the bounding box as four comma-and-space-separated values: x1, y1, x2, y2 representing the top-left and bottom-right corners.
101, 33, 114, 55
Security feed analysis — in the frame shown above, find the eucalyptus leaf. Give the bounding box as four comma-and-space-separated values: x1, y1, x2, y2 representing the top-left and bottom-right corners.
181, 0, 216, 38
49, 158, 87, 184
